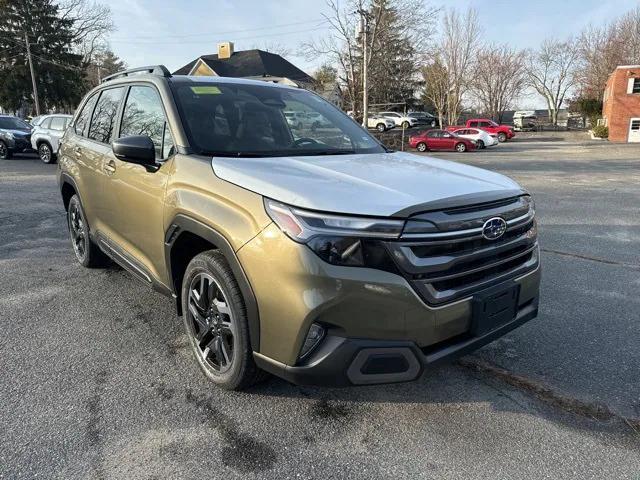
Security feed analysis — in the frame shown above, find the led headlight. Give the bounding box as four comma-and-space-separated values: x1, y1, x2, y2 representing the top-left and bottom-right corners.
264, 199, 403, 271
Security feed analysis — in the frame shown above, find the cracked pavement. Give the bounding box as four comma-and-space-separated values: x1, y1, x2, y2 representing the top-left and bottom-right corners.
1, 141, 639, 479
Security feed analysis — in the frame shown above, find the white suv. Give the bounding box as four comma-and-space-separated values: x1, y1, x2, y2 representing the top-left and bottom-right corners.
30, 114, 72, 163
378, 112, 417, 129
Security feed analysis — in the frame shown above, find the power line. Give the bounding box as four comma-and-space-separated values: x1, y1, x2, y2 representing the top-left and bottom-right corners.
110, 18, 329, 41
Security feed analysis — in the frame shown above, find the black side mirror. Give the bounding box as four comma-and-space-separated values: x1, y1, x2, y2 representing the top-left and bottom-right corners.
112, 135, 156, 167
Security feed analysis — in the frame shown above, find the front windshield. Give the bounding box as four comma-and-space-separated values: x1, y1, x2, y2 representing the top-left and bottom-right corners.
0, 117, 31, 130
172, 82, 386, 157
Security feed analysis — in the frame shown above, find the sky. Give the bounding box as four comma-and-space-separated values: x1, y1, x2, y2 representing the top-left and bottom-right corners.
106, 0, 639, 108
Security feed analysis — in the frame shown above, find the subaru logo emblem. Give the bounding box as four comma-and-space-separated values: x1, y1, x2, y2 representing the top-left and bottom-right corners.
482, 217, 507, 240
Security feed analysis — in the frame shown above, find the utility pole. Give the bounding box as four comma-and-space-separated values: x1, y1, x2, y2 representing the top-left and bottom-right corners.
24, 32, 40, 116
358, 9, 369, 128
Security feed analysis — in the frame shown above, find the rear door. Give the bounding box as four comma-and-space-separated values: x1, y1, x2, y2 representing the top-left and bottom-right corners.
629, 118, 640, 143
101, 84, 175, 284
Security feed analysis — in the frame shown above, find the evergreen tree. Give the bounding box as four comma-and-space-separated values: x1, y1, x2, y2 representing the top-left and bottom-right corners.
0, 0, 84, 113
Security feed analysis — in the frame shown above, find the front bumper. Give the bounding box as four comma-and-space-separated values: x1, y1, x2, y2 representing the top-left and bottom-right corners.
254, 292, 538, 386
238, 223, 541, 385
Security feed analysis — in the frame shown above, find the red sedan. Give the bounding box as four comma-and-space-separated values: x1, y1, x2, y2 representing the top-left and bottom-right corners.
409, 129, 476, 153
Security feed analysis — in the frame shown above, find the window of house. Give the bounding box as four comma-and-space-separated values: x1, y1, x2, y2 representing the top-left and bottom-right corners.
88, 87, 125, 144
74, 94, 98, 136
120, 86, 174, 159
632, 78, 640, 94
631, 119, 640, 130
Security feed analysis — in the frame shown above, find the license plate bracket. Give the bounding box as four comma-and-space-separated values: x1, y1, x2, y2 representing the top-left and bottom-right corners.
471, 284, 520, 336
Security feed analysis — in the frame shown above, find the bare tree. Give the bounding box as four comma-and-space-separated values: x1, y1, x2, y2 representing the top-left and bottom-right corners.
302, 0, 437, 118
58, 0, 114, 66
421, 55, 448, 128
439, 7, 481, 126
471, 45, 526, 123
576, 6, 640, 98
526, 38, 579, 125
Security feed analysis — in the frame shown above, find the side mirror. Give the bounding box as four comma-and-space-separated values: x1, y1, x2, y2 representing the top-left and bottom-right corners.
112, 135, 156, 167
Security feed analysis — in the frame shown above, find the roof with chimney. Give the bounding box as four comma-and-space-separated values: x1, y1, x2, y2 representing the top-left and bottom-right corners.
172, 49, 314, 85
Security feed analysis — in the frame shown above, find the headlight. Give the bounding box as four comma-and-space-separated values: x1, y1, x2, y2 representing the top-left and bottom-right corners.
6, 132, 14, 140
264, 199, 403, 270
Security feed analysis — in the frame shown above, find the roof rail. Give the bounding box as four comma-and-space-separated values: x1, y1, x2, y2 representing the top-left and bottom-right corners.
101, 65, 171, 83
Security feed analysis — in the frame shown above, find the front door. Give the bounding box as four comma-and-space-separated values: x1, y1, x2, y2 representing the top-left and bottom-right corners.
629, 118, 640, 143
101, 84, 175, 285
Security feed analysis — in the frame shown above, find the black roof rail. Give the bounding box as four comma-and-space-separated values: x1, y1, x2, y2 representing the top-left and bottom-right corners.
101, 65, 171, 83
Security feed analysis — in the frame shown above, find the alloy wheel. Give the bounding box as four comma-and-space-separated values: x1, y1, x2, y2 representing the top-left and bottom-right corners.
39, 143, 51, 163
417, 142, 427, 152
187, 272, 236, 373
68, 202, 87, 261
0, 141, 7, 159
456, 143, 467, 152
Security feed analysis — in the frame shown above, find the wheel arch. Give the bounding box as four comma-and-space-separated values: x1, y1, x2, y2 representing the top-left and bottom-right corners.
165, 214, 260, 352
59, 173, 79, 211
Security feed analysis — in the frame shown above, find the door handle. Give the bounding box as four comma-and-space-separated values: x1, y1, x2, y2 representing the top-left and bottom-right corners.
104, 159, 116, 174
74, 146, 81, 157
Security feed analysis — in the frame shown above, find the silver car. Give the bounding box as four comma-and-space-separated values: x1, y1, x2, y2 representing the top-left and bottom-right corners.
30, 114, 72, 163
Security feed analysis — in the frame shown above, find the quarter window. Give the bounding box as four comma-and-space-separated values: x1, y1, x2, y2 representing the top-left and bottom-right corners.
120, 86, 174, 159
50, 117, 66, 131
88, 87, 125, 144
75, 94, 98, 136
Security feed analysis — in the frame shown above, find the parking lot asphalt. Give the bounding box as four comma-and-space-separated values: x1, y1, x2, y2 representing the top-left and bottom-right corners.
1, 142, 639, 479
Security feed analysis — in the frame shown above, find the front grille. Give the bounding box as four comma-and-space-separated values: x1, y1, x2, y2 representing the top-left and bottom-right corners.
385, 195, 539, 305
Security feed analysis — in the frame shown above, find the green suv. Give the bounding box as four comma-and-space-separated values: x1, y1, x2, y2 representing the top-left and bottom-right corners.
58, 65, 540, 390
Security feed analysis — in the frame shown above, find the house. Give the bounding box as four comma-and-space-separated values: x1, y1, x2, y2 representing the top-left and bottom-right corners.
173, 42, 314, 88
601, 65, 640, 142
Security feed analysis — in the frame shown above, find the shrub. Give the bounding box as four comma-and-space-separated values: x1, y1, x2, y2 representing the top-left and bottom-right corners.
591, 125, 608, 138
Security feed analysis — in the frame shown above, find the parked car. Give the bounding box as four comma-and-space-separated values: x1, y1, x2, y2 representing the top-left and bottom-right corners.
408, 111, 438, 128
447, 118, 514, 142
306, 111, 332, 130
0, 115, 33, 159
284, 111, 307, 130
367, 114, 395, 132
451, 128, 498, 149
409, 129, 476, 152
378, 111, 418, 129
30, 114, 73, 163
58, 65, 539, 390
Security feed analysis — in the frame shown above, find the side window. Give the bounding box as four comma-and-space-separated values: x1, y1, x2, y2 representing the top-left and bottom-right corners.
120, 85, 174, 159
74, 94, 98, 136
88, 87, 125, 144
41, 117, 52, 129
426, 131, 440, 138
50, 117, 66, 131
479, 121, 490, 127
469, 121, 478, 127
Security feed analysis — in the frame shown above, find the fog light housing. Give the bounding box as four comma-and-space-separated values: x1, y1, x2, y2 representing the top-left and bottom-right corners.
299, 323, 325, 360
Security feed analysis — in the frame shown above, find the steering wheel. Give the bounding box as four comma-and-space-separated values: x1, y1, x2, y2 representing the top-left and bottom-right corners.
292, 137, 319, 147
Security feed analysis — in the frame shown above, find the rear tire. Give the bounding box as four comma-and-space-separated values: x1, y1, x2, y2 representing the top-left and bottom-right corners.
417, 142, 427, 152
0, 140, 12, 159
182, 250, 265, 390
38, 142, 55, 164
402, 121, 410, 129
67, 195, 108, 268
497, 132, 507, 142
476, 139, 485, 149
455, 142, 467, 153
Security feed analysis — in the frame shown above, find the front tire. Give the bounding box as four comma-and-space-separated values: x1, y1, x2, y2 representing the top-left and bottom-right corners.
497, 132, 507, 142
402, 121, 410, 129
455, 142, 467, 152
376, 123, 386, 132
0, 140, 12, 159
38, 142, 55, 164
416, 142, 428, 152
182, 250, 264, 390
67, 195, 107, 268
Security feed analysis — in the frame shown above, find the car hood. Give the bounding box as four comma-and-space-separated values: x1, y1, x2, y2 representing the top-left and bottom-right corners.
2, 129, 31, 137
211, 151, 524, 217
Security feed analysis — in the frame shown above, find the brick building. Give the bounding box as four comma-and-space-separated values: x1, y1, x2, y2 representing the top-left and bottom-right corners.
601, 65, 640, 142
